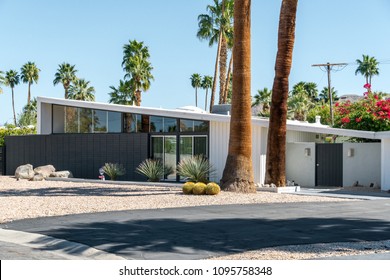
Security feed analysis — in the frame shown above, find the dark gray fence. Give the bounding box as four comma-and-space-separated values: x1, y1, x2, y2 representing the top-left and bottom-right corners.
5, 134, 149, 181
0, 146, 5, 175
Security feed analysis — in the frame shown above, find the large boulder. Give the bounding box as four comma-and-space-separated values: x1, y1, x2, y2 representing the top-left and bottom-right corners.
50, 171, 73, 178
32, 174, 45, 181
15, 164, 35, 180
34, 165, 56, 178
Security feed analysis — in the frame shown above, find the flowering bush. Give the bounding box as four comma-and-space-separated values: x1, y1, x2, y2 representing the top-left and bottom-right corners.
334, 84, 390, 131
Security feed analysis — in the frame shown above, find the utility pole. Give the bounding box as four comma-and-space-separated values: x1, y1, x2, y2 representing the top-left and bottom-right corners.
312, 62, 347, 126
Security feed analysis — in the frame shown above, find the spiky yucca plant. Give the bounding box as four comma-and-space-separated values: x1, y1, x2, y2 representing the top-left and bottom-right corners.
136, 159, 174, 182
102, 163, 126, 181
177, 155, 215, 183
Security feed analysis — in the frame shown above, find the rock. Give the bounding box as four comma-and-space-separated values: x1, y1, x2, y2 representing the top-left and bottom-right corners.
15, 164, 35, 180
262, 184, 270, 188
32, 174, 45, 181
34, 165, 56, 178
270, 183, 277, 188
50, 171, 73, 178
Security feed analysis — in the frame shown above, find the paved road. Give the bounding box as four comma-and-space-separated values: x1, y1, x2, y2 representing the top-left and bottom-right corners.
1, 199, 390, 260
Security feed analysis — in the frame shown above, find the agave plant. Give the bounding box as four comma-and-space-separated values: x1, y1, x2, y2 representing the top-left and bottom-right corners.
177, 155, 215, 183
102, 163, 126, 181
136, 159, 165, 182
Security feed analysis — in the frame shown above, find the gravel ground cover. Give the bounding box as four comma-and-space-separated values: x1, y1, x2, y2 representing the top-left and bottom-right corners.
1, 176, 389, 260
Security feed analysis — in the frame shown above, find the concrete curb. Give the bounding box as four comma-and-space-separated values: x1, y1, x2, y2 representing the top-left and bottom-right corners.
0, 229, 126, 260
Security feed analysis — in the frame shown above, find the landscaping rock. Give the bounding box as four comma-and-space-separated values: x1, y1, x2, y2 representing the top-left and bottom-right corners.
15, 164, 35, 180
32, 174, 45, 181
34, 165, 56, 178
50, 171, 73, 178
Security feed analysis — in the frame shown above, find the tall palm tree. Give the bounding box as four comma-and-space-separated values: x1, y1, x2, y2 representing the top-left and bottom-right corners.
18, 98, 37, 126
20, 62, 40, 105
53, 63, 78, 99
221, 0, 255, 193
355, 54, 379, 85
122, 40, 154, 106
108, 80, 135, 105
197, 0, 234, 111
4, 70, 20, 126
190, 73, 202, 107
291, 81, 318, 101
0, 70, 5, 94
287, 90, 314, 121
265, 0, 298, 187
201, 75, 213, 111
318, 86, 338, 103
252, 87, 272, 117
68, 79, 95, 101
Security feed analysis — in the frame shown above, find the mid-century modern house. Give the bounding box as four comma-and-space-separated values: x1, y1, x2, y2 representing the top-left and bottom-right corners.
4, 96, 390, 191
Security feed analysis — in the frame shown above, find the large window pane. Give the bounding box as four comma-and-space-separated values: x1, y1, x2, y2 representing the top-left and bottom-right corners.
164, 136, 177, 180
150, 116, 163, 132
164, 118, 177, 132
194, 121, 209, 132
124, 113, 137, 133
180, 119, 193, 132
65, 107, 78, 133
151, 137, 164, 161
79, 108, 92, 133
108, 112, 121, 133
93, 110, 107, 133
194, 136, 207, 157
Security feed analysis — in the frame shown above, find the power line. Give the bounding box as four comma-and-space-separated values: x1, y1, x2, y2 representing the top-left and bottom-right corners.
312, 62, 348, 126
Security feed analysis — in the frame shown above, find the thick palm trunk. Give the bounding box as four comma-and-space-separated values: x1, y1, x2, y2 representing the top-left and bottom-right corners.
221, 0, 255, 193
265, 0, 298, 187
195, 88, 198, 107
205, 89, 208, 111
218, 36, 228, 104
135, 89, 142, 106
64, 85, 69, 99
12, 88, 17, 126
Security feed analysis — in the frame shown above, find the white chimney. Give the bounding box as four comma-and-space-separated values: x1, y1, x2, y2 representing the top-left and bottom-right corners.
315, 115, 321, 124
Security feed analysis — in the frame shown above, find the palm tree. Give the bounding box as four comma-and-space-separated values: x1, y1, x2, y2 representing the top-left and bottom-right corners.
252, 87, 272, 117
68, 79, 95, 101
265, 0, 298, 187
18, 98, 37, 126
201, 75, 213, 111
53, 63, 78, 99
197, 0, 234, 111
221, 0, 255, 193
291, 81, 318, 101
0, 70, 5, 94
190, 73, 202, 107
318, 86, 338, 103
288, 90, 314, 121
20, 62, 40, 105
4, 70, 20, 126
355, 54, 379, 85
122, 40, 154, 106
108, 80, 135, 105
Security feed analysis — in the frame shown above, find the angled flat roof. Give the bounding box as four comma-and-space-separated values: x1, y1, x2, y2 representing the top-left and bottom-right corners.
38, 96, 384, 140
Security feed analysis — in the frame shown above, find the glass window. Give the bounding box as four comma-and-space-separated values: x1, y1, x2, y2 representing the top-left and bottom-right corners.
180, 136, 193, 160
180, 119, 193, 132
194, 121, 209, 132
93, 110, 107, 133
150, 116, 163, 132
123, 113, 137, 132
108, 112, 121, 133
79, 108, 92, 133
194, 136, 207, 157
65, 107, 78, 133
164, 118, 177, 132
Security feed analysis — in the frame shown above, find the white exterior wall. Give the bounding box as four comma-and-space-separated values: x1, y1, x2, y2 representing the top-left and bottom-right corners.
209, 121, 230, 182
286, 143, 316, 187
287, 131, 319, 143
38, 102, 52, 135
381, 139, 390, 191
343, 143, 381, 187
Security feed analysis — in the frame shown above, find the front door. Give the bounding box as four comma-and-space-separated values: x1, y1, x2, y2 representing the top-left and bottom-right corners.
315, 143, 343, 187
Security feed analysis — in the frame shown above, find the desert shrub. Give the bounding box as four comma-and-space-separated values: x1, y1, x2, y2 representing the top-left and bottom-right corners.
206, 182, 221, 195
0, 125, 36, 147
192, 182, 207, 195
182, 182, 195, 195
177, 155, 215, 183
136, 159, 164, 182
102, 163, 126, 181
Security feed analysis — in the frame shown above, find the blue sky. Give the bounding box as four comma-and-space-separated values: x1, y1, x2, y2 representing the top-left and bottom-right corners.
1, 0, 390, 125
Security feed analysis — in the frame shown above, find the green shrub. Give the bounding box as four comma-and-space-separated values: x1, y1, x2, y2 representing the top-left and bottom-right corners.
206, 182, 221, 195
182, 182, 195, 195
0, 126, 36, 147
177, 155, 215, 183
102, 163, 126, 181
136, 159, 164, 182
193, 182, 207, 195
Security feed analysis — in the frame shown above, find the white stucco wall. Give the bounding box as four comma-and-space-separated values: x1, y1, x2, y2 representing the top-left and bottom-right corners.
381, 139, 390, 191
286, 142, 316, 187
38, 102, 52, 135
343, 143, 381, 187
209, 121, 230, 182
